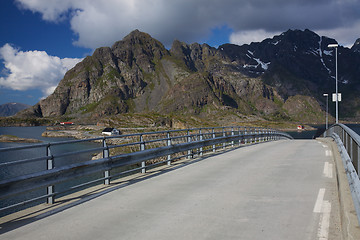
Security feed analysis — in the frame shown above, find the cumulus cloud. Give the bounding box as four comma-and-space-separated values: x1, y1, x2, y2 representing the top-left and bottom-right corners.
316, 20, 360, 48
15, 0, 360, 48
230, 29, 282, 46
15, 0, 74, 22
0, 44, 82, 98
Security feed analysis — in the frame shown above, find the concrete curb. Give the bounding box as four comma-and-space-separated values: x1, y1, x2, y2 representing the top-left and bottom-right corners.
319, 138, 360, 240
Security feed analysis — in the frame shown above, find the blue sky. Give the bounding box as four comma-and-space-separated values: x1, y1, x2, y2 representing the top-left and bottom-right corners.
1, 0, 359, 106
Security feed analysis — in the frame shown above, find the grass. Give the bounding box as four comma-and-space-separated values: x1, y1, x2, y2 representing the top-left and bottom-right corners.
80, 102, 100, 114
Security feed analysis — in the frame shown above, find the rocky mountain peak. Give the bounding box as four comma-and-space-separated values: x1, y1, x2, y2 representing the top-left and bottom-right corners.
16, 29, 360, 123
111, 29, 169, 65
352, 38, 360, 53
170, 40, 217, 71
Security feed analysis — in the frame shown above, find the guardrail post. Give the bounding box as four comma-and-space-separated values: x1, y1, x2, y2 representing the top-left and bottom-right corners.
46, 143, 55, 204
344, 132, 347, 151
255, 128, 258, 143
350, 138, 353, 163
238, 127, 241, 145
274, 131, 276, 141
269, 129, 272, 141
212, 128, 216, 152
199, 129, 203, 156
244, 127, 247, 144
266, 129, 269, 141
167, 132, 171, 165
223, 127, 226, 149
248, 128, 251, 143
260, 129, 262, 142
250, 128, 253, 143
273, 130, 276, 141
260, 128, 262, 142
350, 138, 358, 174
231, 127, 234, 148
187, 130, 192, 159
140, 134, 146, 173
262, 129, 265, 142
253, 128, 255, 142
357, 145, 360, 175
103, 138, 110, 185
258, 128, 261, 142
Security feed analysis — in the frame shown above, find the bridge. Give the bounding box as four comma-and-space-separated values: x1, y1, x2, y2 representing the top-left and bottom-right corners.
0, 125, 360, 239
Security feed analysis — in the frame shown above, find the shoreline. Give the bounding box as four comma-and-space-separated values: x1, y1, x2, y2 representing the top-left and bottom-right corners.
40, 124, 319, 141
0, 135, 42, 143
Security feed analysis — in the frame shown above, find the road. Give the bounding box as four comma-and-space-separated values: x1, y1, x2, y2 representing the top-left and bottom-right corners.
0, 140, 341, 240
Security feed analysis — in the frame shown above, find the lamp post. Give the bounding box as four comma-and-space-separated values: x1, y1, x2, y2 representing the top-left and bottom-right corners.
323, 93, 328, 130
328, 43, 339, 123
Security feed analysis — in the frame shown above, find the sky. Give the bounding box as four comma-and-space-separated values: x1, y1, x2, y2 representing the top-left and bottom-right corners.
1, 0, 360, 106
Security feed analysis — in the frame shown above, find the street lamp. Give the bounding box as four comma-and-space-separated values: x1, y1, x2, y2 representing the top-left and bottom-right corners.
328, 43, 339, 123
323, 93, 328, 130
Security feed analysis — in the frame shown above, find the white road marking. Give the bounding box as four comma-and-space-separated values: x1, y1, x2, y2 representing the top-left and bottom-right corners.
322, 144, 327, 148
325, 150, 332, 157
313, 188, 326, 213
323, 162, 333, 178
317, 201, 331, 240
314, 188, 332, 240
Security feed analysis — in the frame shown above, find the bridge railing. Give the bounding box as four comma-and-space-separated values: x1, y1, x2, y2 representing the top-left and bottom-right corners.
0, 126, 292, 216
324, 124, 360, 175
323, 124, 360, 223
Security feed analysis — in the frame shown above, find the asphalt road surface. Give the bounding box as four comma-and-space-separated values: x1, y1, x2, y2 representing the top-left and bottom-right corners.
0, 140, 341, 240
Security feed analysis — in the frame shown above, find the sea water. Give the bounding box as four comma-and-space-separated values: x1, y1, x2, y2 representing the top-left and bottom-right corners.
0, 126, 101, 217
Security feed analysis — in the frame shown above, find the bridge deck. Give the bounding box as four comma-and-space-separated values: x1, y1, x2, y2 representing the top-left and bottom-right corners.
1, 140, 342, 239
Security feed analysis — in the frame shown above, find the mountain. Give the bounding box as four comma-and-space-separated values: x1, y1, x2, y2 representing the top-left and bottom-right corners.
18, 29, 360, 125
352, 38, 360, 53
0, 103, 30, 117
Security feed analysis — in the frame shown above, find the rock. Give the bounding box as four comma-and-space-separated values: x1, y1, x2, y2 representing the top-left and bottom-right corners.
0, 135, 42, 143
16, 29, 360, 123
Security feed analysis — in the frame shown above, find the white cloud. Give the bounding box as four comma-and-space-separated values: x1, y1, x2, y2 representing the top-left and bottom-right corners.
230, 29, 281, 46
316, 20, 360, 48
15, 0, 360, 48
0, 44, 82, 98
15, 0, 74, 22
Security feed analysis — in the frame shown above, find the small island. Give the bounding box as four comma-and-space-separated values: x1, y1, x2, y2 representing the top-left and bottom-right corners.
0, 134, 42, 143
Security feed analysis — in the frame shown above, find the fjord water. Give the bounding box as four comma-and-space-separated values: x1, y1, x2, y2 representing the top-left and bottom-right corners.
286, 124, 360, 139
0, 126, 101, 217
0, 126, 100, 178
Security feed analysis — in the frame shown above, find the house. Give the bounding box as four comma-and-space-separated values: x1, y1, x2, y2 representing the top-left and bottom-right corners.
102, 128, 120, 136
60, 122, 74, 125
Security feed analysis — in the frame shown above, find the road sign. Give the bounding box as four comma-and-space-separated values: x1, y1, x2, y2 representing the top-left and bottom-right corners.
332, 93, 341, 102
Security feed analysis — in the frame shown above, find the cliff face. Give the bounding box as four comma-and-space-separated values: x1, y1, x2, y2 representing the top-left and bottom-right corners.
29, 30, 169, 117
20, 29, 360, 123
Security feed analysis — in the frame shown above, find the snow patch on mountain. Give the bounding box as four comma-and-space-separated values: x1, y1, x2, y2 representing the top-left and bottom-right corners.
319, 37, 331, 74
245, 50, 270, 70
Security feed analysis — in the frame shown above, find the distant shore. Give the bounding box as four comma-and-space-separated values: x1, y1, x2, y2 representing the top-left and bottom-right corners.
0, 134, 42, 143
278, 125, 317, 132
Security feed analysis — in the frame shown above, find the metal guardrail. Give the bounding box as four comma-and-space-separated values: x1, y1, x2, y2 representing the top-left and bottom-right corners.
323, 124, 360, 224
0, 126, 292, 216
